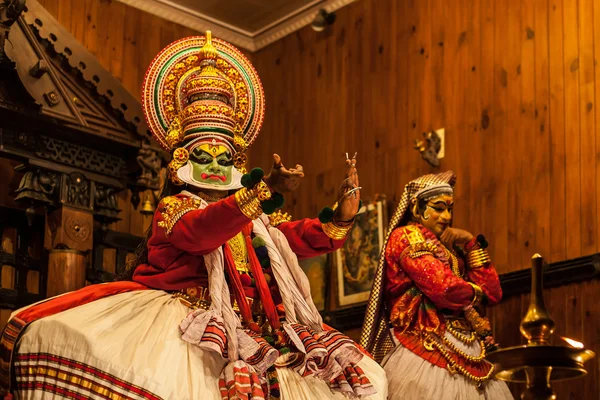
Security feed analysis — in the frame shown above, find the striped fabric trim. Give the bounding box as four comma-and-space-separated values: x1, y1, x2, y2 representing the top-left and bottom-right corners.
243, 330, 278, 374
0, 317, 26, 390
14, 353, 162, 400
0, 282, 149, 393
329, 364, 376, 397
199, 317, 229, 359
287, 324, 365, 382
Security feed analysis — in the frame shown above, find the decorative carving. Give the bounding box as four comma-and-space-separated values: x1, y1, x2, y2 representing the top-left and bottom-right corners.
0, 0, 26, 62
0, 0, 25, 25
29, 59, 49, 78
15, 131, 28, 145
94, 184, 121, 223
36, 136, 125, 176
64, 216, 91, 243
61, 172, 91, 209
414, 131, 442, 168
14, 169, 58, 205
21, 0, 152, 141
43, 90, 61, 106
136, 141, 162, 189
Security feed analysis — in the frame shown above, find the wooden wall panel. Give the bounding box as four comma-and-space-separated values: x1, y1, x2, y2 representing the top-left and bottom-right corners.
250, 0, 600, 275
248, 1, 600, 396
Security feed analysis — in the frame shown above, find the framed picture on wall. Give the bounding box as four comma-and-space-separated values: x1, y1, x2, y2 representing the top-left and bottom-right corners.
335, 200, 386, 307
298, 254, 329, 311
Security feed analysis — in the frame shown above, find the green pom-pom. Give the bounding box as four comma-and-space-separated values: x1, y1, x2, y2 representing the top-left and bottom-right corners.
264, 335, 275, 345
250, 168, 264, 184
318, 207, 335, 223
272, 192, 284, 209
477, 234, 489, 249
252, 236, 266, 248
241, 174, 253, 188
260, 258, 270, 268
262, 199, 276, 215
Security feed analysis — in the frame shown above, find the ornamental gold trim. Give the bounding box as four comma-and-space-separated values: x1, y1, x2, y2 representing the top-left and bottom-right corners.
157, 196, 202, 235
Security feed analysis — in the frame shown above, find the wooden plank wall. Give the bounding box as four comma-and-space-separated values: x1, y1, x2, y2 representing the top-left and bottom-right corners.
248, 0, 600, 397
250, 0, 600, 275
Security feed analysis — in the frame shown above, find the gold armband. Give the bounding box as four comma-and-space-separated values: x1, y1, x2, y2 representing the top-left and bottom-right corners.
322, 221, 353, 240
468, 282, 484, 307
234, 181, 273, 220
467, 248, 491, 269
235, 187, 263, 220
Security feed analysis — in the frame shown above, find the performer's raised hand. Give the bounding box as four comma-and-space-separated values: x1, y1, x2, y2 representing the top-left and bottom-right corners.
264, 154, 304, 193
335, 153, 361, 223
440, 227, 474, 249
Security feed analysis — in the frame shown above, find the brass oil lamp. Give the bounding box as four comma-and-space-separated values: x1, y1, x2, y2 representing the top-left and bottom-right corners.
486, 254, 595, 399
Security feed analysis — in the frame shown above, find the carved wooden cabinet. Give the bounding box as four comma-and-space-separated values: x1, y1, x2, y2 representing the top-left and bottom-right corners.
0, 0, 161, 309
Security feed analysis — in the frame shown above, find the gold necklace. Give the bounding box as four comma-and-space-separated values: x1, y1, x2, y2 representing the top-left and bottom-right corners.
227, 232, 250, 274
446, 323, 477, 344
442, 246, 461, 278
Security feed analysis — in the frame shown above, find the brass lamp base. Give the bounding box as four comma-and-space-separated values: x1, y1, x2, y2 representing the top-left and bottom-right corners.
487, 254, 595, 400
487, 345, 594, 383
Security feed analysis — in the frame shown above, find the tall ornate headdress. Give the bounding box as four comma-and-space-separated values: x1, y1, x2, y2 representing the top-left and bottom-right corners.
142, 31, 265, 189
360, 171, 456, 362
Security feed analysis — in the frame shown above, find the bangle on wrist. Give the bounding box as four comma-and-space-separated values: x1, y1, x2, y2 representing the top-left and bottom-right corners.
467, 248, 491, 269
467, 282, 484, 307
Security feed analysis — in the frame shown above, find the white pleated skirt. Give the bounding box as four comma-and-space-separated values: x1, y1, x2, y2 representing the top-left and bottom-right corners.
12, 290, 387, 400
382, 331, 513, 400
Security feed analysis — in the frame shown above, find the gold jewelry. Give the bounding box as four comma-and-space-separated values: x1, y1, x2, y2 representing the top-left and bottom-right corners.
167, 147, 189, 186
468, 282, 484, 307
255, 181, 272, 201
444, 246, 461, 278
464, 306, 492, 335
467, 248, 491, 269
322, 221, 353, 240
423, 333, 494, 384
172, 291, 210, 311
446, 323, 477, 344
227, 232, 250, 273
235, 187, 263, 219
269, 210, 292, 227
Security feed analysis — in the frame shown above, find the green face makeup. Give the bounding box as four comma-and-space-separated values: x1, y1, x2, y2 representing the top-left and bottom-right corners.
190, 147, 233, 186
418, 194, 453, 237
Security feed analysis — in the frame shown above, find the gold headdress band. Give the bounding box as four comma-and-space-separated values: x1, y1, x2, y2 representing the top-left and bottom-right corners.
360, 171, 456, 362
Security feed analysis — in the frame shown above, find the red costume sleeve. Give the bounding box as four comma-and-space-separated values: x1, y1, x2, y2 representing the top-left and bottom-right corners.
276, 218, 346, 260
464, 240, 503, 306
157, 195, 250, 255
387, 228, 475, 310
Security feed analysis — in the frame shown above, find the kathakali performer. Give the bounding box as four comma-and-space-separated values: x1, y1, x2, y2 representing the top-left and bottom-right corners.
360, 171, 513, 399
0, 32, 387, 400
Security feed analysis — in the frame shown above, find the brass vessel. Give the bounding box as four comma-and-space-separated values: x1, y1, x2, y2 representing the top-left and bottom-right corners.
486, 254, 595, 400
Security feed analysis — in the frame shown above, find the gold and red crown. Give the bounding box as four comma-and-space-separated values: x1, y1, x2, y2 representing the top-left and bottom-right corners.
142, 31, 265, 184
